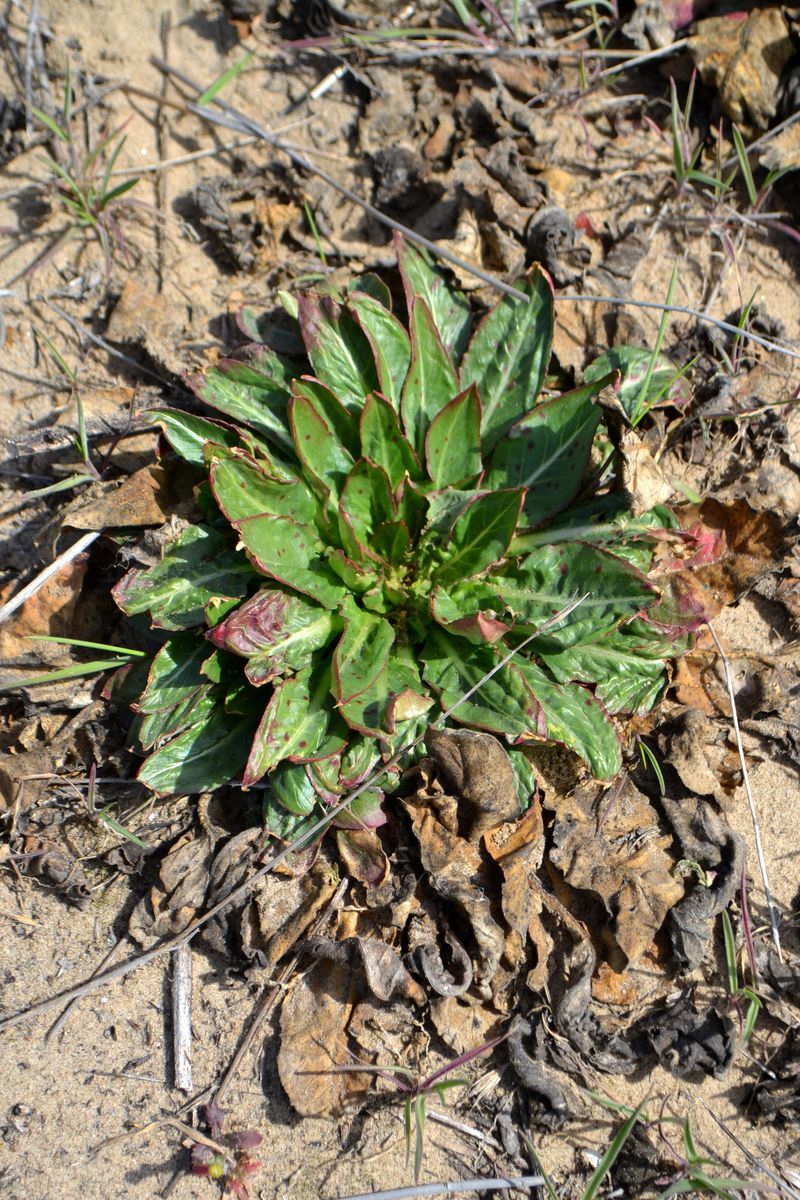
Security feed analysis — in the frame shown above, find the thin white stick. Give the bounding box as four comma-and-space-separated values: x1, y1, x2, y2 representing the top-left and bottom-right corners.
0, 531, 99, 627
335, 1179, 545, 1200
171, 943, 193, 1093
707, 622, 782, 959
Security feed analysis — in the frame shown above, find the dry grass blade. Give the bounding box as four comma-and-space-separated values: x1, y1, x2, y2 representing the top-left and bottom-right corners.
707, 622, 782, 959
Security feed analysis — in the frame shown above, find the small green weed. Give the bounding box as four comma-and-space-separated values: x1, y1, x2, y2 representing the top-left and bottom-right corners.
28, 67, 140, 275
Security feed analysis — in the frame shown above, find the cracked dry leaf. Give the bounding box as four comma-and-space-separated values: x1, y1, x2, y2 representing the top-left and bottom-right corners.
430, 995, 500, 1057
547, 781, 684, 972
61, 465, 174, 531
676, 497, 785, 608
308, 934, 424, 1005
402, 785, 505, 990
278, 959, 371, 1117
483, 804, 550, 986
660, 708, 742, 809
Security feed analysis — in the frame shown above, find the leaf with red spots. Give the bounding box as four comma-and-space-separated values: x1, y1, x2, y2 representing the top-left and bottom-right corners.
234, 514, 345, 609
244, 667, 341, 786
425, 384, 483, 488
209, 446, 319, 526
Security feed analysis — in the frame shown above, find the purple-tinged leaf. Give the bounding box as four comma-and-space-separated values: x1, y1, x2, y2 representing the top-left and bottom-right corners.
349, 293, 411, 407
394, 232, 472, 363
401, 297, 459, 458
233, 513, 345, 609
292, 377, 360, 456
488, 379, 605, 528
359, 392, 420, 491
138, 705, 259, 796
209, 446, 319, 526
112, 525, 254, 631
208, 586, 339, 685
459, 266, 553, 453
425, 384, 482, 488
511, 658, 622, 780
243, 667, 338, 786
297, 292, 378, 411
433, 488, 524, 585
332, 788, 387, 831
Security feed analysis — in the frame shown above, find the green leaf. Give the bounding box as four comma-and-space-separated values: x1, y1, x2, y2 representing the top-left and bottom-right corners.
138, 703, 258, 795
333, 597, 395, 707
581, 1100, 647, 1200
401, 297, 460, 458
208, 586, 339, 685
421, 632, 621, 779
288, 386, 355, 515
147, 408, 240, 465
541, 620, 688, 715
233, 513, 346, 609
360, 392, 421, 490
488, 542, 657, 649
209, 446, 319, 525
292, 377, 360, 457
338, 459, 398, 563
297, 292, 379, 410
433, 489, 523, 584
395, 232, 472, 362
135, 636, 210, 712
513, 658, 622, 779
425, 384, 482, 488
339, 651, 429, 738
112, 525, 254, 631
243, 667, 340, 786
585, 347, 688, 425
189, 356, 295, 453
349, 293, 412, 407
459, 267, 553, 453
487, 379, 603, 528
269, 762, 318, 815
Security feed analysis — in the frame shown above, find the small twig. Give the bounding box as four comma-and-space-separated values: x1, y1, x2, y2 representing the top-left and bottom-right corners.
48, 303, 177, 388
94, 1117, 228, 1159
0, 531, 99, 627
425, 1110, 502, 1152
332, 1177, 545, 1200
695, 1096, 800, 1200
707, 622, 782, 960
172, 943, 193, 1093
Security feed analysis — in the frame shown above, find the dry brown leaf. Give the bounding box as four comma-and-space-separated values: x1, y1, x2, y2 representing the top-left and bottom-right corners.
129, 828, 216, 946
677, 497, 785, 607
425, 727, 521, 839
402, 785, 506, 990
0, 556, 87, 667
661, 708, 742, 809
690, 9, 794, 130
430, 995, 501, 1056
61, 465, 173, 531
620, 430, 674, 516
278, 959, 370, 1117
547, 781, 684, 972
483, 804, 547, 980
335, 828, 389, 887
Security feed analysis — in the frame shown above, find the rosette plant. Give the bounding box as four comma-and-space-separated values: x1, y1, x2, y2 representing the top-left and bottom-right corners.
113, 234, 709, 846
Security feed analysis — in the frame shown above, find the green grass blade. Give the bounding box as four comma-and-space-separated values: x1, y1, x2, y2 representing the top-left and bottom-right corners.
0, 657, 131, 691
581, 1097, 648, 1200
732, 125, 757, 207
31, 105, 70, 144
720, 909, 739, 994
24, 635, 146, 656
20, 474, 93, 501
96, 809, 147, 847
632, 262, 678, 426
197, 51, 254, 105
414, 1094, 426, 1183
